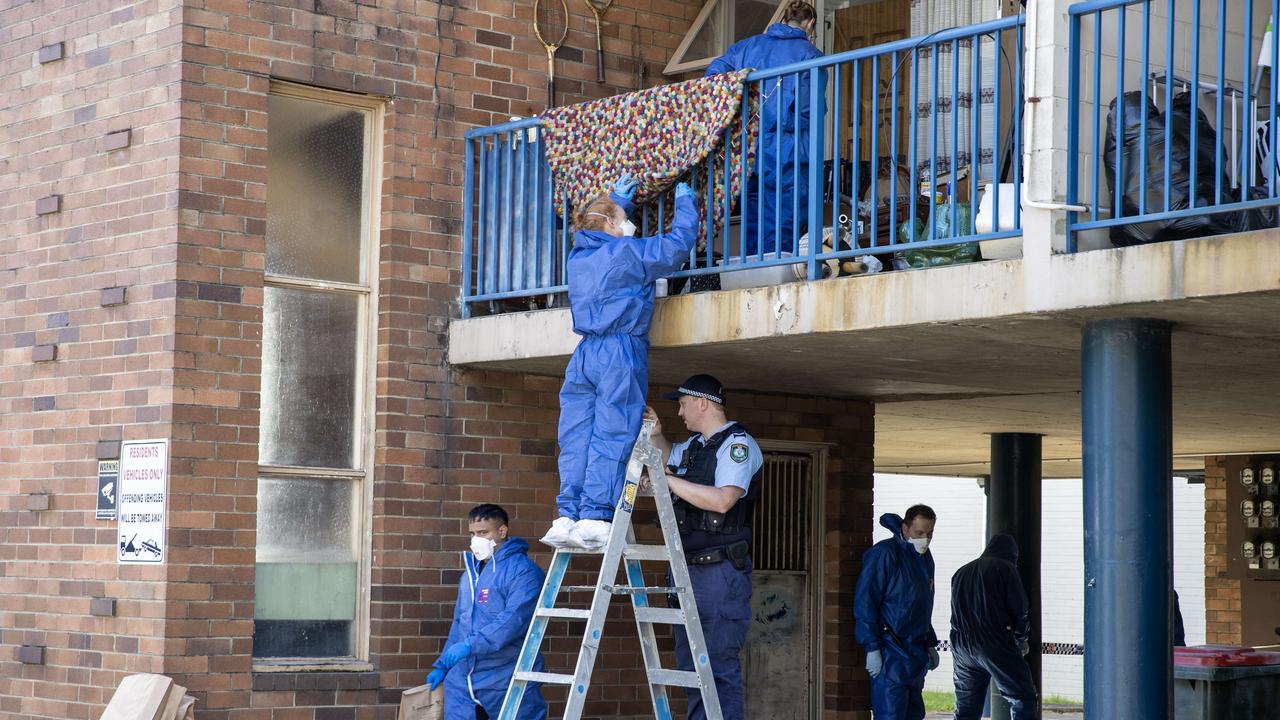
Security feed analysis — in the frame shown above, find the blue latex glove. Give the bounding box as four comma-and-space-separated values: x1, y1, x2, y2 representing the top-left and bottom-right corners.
928, 646, 940, 670
675, 182, 693, 200
865, 649, 882, 678
426, 667, 446, 691
440, 641, 471, 668
613, 173, 638, 202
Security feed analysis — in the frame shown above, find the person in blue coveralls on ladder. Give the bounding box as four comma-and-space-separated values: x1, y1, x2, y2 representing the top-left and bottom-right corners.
854, 505, 941, 720
427, 504, 546, 720
542, 175, 699, 550
706, 0, 823, 256
949, 533, 1039, 720
645, 374, 764, 720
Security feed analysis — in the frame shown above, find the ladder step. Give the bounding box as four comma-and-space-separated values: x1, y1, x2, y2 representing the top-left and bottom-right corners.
514, 671, 575, 685
535, 607, 591, 620
604, 585, 683, 595
560, 584, 684, 594
556, 546, 605, 555
646, 668, 702, 688
633, 606, 685, 625
623, 544, 671, 561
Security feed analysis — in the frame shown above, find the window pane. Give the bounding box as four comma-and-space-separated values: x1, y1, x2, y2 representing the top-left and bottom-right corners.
734, 0, 776, 42
685, 3, 726, 61
254, 476, 358, 658
260, 286, 358, 468
266, 94, 366, 283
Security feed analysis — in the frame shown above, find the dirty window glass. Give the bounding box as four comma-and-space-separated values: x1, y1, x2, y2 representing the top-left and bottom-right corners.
259, 286, 358, 469
254, 476, 359, 658
266, 94, 366, 283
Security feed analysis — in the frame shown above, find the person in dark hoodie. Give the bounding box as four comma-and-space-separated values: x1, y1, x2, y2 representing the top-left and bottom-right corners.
949, 533, 1038, 720
428, 504, 547, 720
854, 505, 940, 720
542, 176, 697, 550
705, 0, 824, 256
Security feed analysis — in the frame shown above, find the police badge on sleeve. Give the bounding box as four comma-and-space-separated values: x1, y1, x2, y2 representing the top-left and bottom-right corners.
729, 442, 748, 463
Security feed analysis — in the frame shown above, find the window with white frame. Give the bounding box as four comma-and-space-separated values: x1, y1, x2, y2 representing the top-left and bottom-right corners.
666, 0, 790, 75
253, 83, 381, 661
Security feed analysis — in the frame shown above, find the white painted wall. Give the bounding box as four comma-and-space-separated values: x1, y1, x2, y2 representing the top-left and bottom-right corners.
870, 474, 1206, 702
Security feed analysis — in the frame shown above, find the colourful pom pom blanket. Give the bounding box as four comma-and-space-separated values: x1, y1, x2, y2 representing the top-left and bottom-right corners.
540, 70, 758, 248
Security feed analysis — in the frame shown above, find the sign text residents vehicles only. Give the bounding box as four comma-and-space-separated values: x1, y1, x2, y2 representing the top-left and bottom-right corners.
117, 439, 169, 564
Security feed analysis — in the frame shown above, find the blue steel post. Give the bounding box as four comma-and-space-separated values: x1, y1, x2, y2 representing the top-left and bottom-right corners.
991, 33, 1000, 232
806, 66, 823, 281
1067, 13, 1081, 253
1081, 318, 1173, 720
988, 433, 1044, 720
461, 138, 476, 317
1012, 22, 1022, 229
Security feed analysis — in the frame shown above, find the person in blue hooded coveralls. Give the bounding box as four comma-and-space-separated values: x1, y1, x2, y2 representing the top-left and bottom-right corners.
542, 175, 699, 550
427, 504, 546, 720
706, 0, 823, 256
854, 505, 940, 720
949, 533, 1039, 720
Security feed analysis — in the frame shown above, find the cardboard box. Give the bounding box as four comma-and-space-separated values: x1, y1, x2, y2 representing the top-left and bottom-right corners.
398, 684, 443, 720
99, 674, 196, 720
100, 674, 172, 720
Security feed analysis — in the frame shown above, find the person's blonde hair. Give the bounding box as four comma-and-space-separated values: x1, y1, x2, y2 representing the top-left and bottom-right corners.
574, 193, 622, 233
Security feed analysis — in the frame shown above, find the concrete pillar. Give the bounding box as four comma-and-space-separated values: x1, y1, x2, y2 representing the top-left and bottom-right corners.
988, 433, 1043, 720
1082, 318, 1173, 720
1020, 0, 1076, 285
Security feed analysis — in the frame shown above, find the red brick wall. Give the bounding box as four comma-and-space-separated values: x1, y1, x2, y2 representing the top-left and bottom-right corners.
3, 0, 879, 719
0, 0, 185, 718
1203, 456, 1242, 645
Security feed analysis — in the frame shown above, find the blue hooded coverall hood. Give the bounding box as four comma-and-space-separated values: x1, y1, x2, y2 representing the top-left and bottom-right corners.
949, 533, 1038, 720
854, 513, 937, 720
707, 24, 824, 255
441, 536, 547, 720
556, 194, 698, 521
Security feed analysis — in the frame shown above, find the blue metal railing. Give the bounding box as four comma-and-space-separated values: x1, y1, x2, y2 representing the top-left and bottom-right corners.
462, 16, 1026, 316
1067, 0, 1280, 251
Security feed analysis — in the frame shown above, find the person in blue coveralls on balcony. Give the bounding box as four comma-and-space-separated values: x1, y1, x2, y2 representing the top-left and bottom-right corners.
542, 174, 699, 550
854, 505, 941, 720
427, 504, 546, 720
706, 0, 823, 256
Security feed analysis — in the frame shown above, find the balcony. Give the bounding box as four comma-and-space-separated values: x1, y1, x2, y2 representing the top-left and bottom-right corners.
449, 2, 1280, 477
460, 15, 1027, 317
1066, 0, 1280, 250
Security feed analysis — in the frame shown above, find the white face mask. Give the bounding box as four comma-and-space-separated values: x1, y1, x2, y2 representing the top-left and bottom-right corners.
908, 537, 930, 555
618, 219, 637, 237
470, 536, 496, 561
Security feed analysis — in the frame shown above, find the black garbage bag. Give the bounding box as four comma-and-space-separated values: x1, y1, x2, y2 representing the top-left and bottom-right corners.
1104, 91, 1241, 245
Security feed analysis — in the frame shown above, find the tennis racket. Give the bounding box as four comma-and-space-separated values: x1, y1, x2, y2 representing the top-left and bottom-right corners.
534, 0, 569, 107
583, 0, 615, 83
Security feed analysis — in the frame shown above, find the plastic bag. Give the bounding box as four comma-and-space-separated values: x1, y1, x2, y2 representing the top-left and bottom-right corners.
897, 203, 980, 268
1103, 91, 1273, 245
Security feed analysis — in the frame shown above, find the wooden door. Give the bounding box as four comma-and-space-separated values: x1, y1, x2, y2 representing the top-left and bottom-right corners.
833, 0, 911, 163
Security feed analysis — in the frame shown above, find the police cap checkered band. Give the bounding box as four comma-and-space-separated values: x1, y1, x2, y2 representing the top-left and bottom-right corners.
662, 374, 724, 404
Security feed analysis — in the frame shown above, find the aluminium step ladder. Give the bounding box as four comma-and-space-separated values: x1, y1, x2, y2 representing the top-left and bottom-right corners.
498, 420, 723, 720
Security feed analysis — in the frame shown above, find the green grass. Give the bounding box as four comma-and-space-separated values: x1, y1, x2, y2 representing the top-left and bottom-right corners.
923, 690, 956, 713
922, 690, 1083, 712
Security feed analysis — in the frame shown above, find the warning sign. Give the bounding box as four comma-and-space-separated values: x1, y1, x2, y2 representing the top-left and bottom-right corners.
117, 439, 168, 564
96, 460, 118, 520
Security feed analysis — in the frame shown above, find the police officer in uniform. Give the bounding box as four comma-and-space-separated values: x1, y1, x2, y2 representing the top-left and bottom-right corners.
643, 374, 763, 720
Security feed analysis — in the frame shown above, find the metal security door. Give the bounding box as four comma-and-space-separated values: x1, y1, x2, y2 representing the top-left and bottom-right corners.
744, 449, 825, 720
